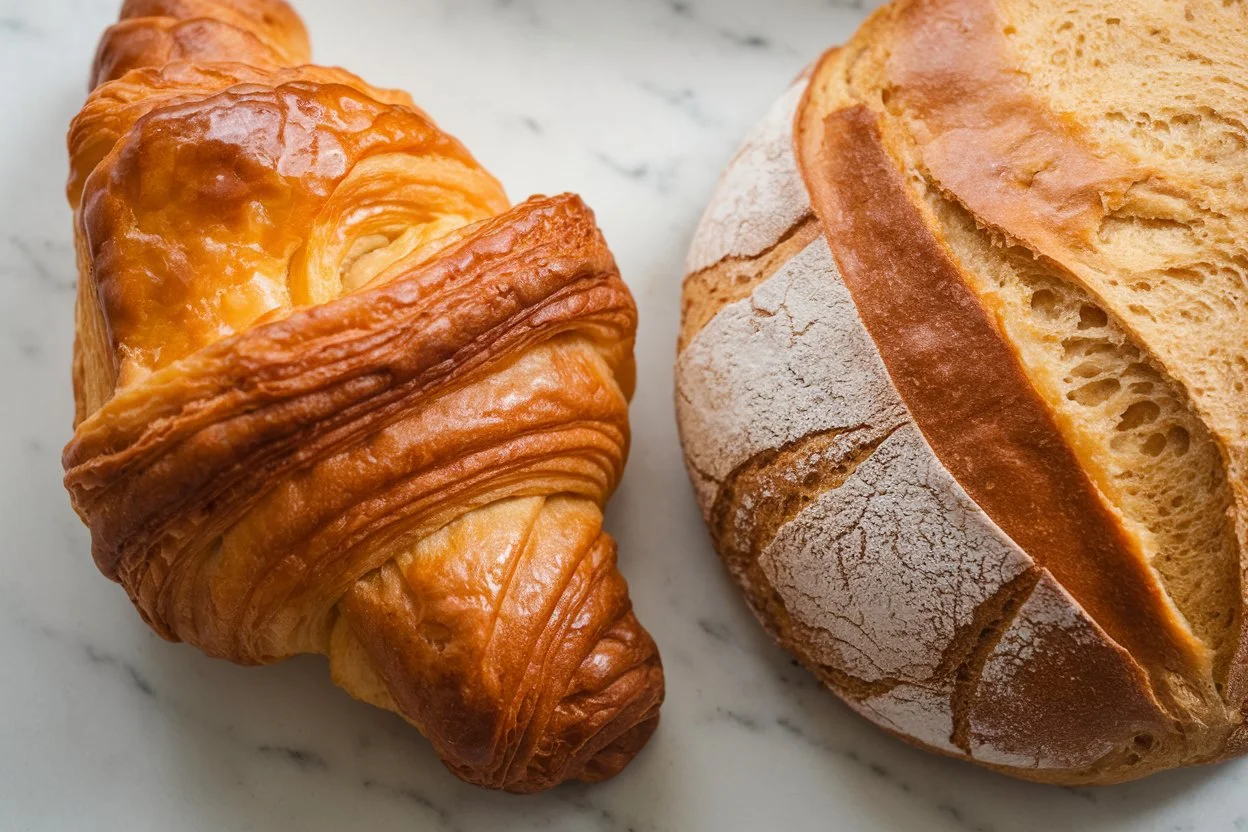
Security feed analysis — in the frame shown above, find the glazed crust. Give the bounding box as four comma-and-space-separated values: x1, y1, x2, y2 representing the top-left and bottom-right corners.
64, 0, 662, 793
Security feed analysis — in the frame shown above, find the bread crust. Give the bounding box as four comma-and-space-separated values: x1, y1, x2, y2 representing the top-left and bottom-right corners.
802, 102, 1201, 697
678, 0, 1248, 783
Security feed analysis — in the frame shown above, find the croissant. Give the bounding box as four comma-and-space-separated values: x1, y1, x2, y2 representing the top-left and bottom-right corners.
62, 0, 663, 793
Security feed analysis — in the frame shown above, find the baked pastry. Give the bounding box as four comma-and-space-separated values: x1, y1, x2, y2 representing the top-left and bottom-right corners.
63, 0, 663, 793
677, 0, 1248, 784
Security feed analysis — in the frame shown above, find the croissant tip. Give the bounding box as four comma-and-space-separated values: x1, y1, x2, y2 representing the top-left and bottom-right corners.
577, 711, 663, 785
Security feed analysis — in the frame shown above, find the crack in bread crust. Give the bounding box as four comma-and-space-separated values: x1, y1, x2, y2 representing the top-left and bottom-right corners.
948, 570, 1042, 754
712, 423, 900, 579
710, 424, 908, 701
679, 214, 817, 351
676, 236, 908, 516
685, 74, 814, 277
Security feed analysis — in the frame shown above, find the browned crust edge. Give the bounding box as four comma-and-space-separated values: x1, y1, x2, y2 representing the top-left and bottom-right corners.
798, 98, 1202, 700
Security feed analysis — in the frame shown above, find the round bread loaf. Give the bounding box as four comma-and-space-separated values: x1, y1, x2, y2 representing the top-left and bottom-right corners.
677, 0, 1248, 784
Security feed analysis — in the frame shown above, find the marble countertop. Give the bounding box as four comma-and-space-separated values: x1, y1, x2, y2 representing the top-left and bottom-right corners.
2, 0, 1245, 829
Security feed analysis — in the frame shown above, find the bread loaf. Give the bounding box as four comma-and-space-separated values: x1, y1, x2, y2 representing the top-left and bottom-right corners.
677, 0, 1248, 784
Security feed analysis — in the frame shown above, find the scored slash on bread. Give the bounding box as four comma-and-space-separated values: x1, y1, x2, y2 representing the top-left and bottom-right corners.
677, 0, 1248, 783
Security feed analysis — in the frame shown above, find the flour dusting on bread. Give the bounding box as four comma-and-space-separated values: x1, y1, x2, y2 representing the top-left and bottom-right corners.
761, 424, 1031, 684
677, 239, 905, 515
685, 78, 812, 275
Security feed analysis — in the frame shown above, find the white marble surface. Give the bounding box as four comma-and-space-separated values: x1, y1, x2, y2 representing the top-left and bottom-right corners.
1, 0, 1246, 829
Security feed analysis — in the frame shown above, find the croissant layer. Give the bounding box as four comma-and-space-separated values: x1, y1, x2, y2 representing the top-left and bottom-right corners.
64, 0, 662, 792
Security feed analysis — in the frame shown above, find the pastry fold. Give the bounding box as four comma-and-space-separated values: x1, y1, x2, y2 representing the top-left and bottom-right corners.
64, 0, 662, 793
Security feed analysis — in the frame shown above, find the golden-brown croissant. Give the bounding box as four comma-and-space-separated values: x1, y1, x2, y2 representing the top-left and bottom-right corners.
63, 0, 663, 793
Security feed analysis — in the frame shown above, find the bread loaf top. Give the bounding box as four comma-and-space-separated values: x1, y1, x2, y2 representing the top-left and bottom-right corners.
678, 0, 1248, 783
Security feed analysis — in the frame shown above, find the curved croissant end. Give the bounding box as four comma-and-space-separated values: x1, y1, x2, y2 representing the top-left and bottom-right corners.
331, 497, 663, 792
63, 0, 663, 792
